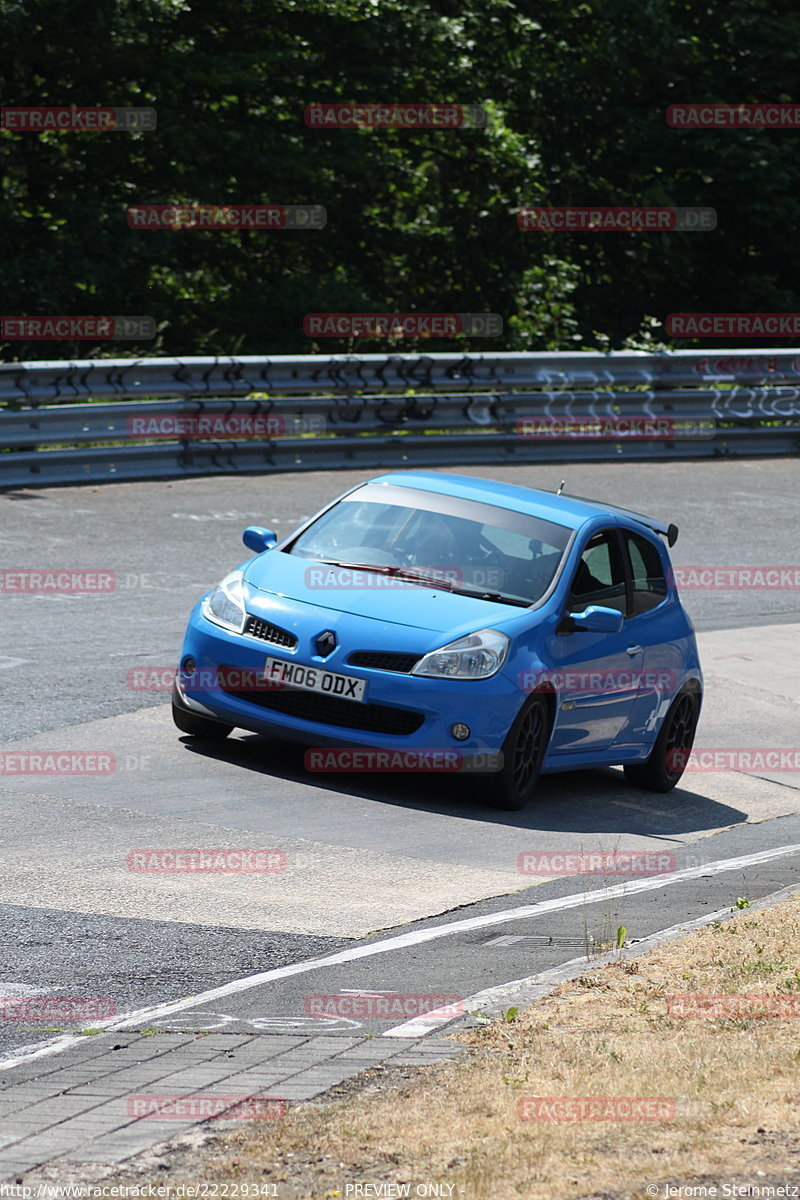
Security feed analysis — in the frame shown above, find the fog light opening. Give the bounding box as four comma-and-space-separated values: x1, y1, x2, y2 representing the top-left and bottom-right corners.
450, 722, 470, 741
181, 656, 197, 675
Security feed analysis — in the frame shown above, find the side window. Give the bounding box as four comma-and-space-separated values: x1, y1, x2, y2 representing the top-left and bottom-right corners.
569, 530, 627, 616
625, 532, 667, 615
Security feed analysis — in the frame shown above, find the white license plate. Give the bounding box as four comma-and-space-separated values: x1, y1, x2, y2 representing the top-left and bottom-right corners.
263, 656, 367, 703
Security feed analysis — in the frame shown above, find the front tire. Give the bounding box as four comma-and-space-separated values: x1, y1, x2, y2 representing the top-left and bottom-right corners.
490, 695, 550, 811
624, 682, 700, 793
172, 686, 233, 740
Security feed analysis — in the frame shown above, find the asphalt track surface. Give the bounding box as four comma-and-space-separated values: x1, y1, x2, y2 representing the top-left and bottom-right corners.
1, 460, 798, 1060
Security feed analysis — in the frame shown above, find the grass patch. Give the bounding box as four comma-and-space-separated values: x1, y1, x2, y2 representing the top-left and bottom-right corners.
107, 893, 800, 1198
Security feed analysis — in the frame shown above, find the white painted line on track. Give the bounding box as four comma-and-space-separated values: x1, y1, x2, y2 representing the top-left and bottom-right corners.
1, 843, 798, 1072
383, 1003, 465, 1038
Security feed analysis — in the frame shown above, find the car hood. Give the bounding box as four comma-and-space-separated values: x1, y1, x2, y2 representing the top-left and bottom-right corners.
243, 551, 520, 634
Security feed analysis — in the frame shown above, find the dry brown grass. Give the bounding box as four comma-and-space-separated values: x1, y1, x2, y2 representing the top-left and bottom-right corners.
107, 893, 800, 1199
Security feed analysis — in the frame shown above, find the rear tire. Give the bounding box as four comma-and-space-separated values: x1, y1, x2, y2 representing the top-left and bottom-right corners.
172, 686, 233, 740
623, 682, 700, 793
490, 695, 550, 811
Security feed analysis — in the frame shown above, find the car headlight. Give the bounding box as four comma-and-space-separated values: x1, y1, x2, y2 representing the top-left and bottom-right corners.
202, 569, 246, 633
411, 628, 510, 680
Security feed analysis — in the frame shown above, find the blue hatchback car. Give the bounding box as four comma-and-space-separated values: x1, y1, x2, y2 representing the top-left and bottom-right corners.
173, 472, 702, 809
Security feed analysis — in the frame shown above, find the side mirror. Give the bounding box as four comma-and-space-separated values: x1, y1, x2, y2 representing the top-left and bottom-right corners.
243, 526, 278, 554
566, 604, 624, 634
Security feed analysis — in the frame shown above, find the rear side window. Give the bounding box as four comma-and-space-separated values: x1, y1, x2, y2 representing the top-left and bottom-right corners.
569, 530, 627, 616
625, 531, 667, 615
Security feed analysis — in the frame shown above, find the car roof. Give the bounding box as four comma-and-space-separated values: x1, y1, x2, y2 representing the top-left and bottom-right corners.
367, 472, 622, 529
366, 472, 678, 545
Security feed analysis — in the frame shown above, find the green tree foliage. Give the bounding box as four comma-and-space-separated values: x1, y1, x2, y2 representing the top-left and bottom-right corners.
1, 0, 798, 359
514, 0, 800, 346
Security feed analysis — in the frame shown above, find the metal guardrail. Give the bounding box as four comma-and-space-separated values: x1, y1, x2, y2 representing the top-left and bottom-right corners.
1, 351, 799, 487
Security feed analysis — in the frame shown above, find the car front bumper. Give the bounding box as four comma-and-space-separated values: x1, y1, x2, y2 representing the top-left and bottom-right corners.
176, 603, 524, 757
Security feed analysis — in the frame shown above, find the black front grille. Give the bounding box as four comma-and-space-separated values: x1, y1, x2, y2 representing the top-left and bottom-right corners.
348, 651, 421, 673
218, 671, 424, 735
243, 615, 297, 649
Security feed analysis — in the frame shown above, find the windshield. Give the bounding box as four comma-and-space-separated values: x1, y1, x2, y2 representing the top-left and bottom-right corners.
287, 483, 572, 605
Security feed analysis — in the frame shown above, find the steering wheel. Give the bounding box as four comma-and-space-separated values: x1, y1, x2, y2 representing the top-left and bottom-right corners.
477, 533, 503, 562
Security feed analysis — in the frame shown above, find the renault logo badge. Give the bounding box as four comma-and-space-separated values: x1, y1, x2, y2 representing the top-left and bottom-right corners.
315, 630, 337, 657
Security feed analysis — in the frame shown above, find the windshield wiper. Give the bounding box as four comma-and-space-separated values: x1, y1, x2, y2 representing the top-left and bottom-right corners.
390, 568, 458, 591
448, 587, 530, 607
312, 560, 529, 604
313, 558, 396, 574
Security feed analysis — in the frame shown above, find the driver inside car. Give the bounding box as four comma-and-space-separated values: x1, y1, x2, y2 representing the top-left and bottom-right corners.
407, 514, 459, 571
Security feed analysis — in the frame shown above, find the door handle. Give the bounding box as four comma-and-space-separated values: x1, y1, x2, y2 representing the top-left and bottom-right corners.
626, 645, 643, 656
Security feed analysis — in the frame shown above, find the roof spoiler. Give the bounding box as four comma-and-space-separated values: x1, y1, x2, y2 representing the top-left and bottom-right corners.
565, 494, 679, 547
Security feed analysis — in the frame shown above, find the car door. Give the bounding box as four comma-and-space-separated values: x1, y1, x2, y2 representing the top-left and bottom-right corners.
545, 527, 643, 754
619, 528, 677, 738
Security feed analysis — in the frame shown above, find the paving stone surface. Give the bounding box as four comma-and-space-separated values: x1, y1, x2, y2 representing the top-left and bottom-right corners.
0, 1030, 463, 1177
